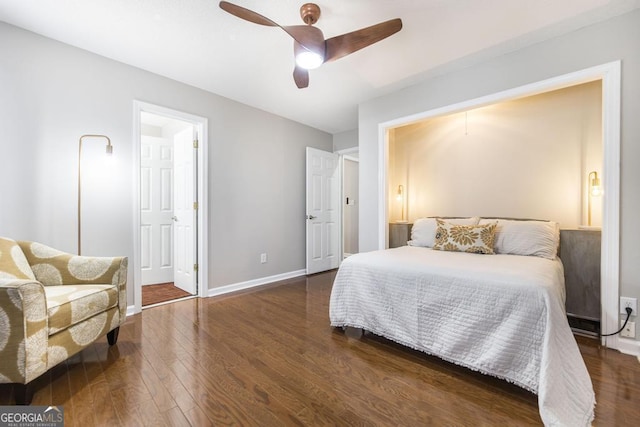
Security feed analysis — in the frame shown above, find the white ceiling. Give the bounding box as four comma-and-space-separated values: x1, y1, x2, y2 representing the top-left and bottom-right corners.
1, 0, 638, 134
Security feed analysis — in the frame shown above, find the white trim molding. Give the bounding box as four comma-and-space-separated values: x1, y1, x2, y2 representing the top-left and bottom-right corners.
377, 61, 622, 350
208, 270, 307, 298
616, 337, 640, 357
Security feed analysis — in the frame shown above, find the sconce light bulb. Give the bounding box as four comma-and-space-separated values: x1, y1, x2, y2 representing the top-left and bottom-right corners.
588, 171, 601, 197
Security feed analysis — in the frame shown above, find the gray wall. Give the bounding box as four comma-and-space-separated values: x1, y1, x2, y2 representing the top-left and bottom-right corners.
359, 10, 640, 338
0, 23, 332, 302
333, 129, 358, 152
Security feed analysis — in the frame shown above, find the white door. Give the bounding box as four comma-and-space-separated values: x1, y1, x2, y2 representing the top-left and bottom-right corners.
173, 127, 197, 294
306, 147, 340, 274
140, 136, 174, 285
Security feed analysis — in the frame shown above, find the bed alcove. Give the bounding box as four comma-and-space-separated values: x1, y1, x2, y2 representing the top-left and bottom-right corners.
387, 81, 602, 228
376, 62, 622, 351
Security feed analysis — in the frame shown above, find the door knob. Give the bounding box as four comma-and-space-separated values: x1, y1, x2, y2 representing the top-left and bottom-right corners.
307, 215, 317, 220
172, 216, 178, 222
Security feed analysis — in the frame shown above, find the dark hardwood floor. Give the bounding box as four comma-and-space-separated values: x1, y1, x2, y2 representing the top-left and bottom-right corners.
1, 270, 639, 426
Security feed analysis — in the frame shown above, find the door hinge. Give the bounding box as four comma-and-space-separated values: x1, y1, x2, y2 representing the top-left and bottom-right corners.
193, 202, 198, 210
193, 139, 199, 149
194, 263, 199, 272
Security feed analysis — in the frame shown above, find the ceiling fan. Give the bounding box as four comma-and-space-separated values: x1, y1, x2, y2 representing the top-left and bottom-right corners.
219, 1, 403, 89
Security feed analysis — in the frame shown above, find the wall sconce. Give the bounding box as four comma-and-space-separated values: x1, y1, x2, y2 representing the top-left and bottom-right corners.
587, 170, 601, 227
396, 184, 406, 223
78, 134, 113, 255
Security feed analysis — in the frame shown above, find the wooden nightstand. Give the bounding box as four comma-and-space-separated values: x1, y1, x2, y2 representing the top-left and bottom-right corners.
559, 229, 601, 336
389, 223, 412, 248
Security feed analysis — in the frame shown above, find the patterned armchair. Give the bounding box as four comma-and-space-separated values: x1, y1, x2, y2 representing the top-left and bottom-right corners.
0, 237, 127, 404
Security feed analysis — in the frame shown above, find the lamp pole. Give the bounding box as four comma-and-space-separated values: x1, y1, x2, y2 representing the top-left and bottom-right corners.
78, 134, 112, 255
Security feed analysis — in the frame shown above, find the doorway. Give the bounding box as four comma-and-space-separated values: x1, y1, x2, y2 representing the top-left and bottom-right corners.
133, 101, 209, 313
305, 147, 360, 274
342, 152, 359, 259
140, 112, 195, 306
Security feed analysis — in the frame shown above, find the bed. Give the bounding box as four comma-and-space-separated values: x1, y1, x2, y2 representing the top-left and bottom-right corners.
329, 217, 595, 426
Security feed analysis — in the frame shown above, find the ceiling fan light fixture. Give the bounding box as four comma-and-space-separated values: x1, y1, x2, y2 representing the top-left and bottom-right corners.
219, 2, 403, 87
295, 50, 324, 70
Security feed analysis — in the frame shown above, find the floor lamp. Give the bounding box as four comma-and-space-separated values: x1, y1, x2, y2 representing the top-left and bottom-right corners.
78, 134, 112, 255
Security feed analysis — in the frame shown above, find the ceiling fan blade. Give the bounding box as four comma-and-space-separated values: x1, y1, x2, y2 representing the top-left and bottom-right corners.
283, 25, 325, 58
220, 2, 324, 57
293, 66, 309, 89
324, 18, 402, 63
219, 1, 279, 27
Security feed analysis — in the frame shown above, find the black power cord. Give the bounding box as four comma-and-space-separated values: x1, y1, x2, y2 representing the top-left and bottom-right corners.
601, 307, 633, 337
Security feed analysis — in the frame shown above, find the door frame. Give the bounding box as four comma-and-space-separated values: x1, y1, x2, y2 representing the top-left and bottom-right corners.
132, 101, 209, 313
337, 147, 359, 261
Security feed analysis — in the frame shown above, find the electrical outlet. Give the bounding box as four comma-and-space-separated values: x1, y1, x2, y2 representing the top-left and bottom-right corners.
260, 253, 267, 264
620, 320, 635, 338
620, 297, 637, 316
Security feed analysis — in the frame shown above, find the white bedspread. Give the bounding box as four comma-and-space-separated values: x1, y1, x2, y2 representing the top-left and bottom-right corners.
329, 246, 595, 426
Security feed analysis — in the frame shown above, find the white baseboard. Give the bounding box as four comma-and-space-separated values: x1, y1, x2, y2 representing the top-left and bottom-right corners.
208, 269, 307, 298
616, 337, 640, 357
126, 305, 136, 317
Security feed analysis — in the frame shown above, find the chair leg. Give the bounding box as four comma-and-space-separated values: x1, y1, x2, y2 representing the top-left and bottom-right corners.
107, 327, 120, 346
14, 382, 34, 405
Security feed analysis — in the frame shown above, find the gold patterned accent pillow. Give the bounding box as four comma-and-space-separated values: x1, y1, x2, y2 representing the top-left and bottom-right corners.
0, 237, 36, 280
433, 220, 497, 255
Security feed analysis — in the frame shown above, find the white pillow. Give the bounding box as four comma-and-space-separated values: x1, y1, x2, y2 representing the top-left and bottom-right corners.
478, 219, 559, 259
408, 217, 480, 248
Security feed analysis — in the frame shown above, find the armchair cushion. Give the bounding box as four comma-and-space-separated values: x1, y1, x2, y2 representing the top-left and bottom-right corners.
0, 238, 36, 280
47, 307, 119, 368
44, 285, 118, 335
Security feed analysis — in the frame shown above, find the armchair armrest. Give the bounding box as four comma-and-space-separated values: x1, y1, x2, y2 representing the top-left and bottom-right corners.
0, 279, 48, 384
